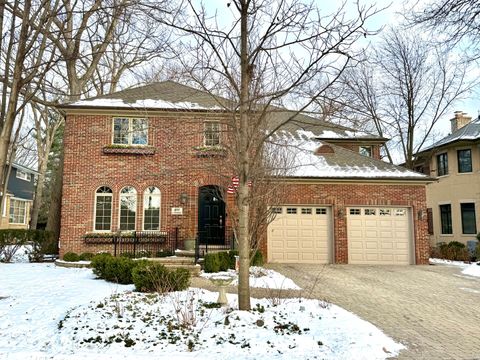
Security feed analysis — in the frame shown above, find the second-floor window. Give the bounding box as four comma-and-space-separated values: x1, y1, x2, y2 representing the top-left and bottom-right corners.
440, 204, 452, 234
457, 149, 472, 173
437, 153, 448, 176
359, 145, 372, 157
113, 118, 148, 145
204, 121, 220, 146
16, 170, 31, 181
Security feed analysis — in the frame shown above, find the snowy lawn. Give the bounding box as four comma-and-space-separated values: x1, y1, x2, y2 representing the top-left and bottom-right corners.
200, 266, 301, 290
429, 258, 480, 278
0, 263, 404, 359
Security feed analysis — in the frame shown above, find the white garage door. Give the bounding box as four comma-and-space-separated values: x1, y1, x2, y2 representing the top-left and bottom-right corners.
267, 206, 331, 263
347, 207, 412, 265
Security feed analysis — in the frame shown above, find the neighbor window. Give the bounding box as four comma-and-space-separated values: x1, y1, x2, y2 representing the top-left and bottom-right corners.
204, 121, 220, 146
457, 149, 472, 173
461, 203, 476, 234
94, 186, 112, 231
16, 170, 31, 181
9, 199, 26, 224
143, 187, 160, 231
359, 146, 372, 157
119, 186, 137, 231
437, 153, 448, 176
113, 118, 148, 145
440, 204, 452, 234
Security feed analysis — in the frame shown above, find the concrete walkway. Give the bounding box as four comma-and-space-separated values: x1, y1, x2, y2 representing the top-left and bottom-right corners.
266, 263, 480, 360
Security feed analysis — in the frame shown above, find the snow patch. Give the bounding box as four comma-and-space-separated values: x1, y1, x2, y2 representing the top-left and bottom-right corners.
70, 98, 223, 110
462, 262, 480, 277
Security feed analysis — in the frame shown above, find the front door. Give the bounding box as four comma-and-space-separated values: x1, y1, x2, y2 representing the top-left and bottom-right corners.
198, 185, 226, 245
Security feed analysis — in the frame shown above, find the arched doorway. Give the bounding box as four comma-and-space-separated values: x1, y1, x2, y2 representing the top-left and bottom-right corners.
198, 185, 226, 245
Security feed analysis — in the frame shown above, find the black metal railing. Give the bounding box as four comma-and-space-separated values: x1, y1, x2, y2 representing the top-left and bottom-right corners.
195, 226, 236, 263
84, 228, 179, 257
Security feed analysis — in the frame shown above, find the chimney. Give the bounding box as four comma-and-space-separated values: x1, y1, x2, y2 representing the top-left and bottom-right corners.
451, 111, 472, 132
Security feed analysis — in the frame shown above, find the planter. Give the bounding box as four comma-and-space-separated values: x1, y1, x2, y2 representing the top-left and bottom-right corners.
184, 239, 195, 251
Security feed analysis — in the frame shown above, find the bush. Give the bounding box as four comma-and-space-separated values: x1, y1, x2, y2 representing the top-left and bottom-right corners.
204, 252, 222, 273
63, 252, 80, 262
155, 250, 174, 258
28, 230, 57, 262
204, 250, 264, 273
79, 252, 95, 261
132, 262, 190, 292
91, 253, 113, 279
432, 241, 470, 261
476, 243, 480, 260
101, 256, 138, 284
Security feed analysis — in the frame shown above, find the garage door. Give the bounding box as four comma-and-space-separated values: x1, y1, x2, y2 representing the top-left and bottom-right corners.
347, 207, 412, 265
267, 206, 331, 263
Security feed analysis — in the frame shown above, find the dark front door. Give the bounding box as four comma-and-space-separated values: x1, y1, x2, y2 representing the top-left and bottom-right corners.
198, 185, 226, 245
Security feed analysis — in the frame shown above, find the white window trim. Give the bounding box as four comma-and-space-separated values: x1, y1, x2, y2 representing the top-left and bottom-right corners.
93, 188, 113, 232
16, 170, 31, 181
112, 117, 149, 146
142, 187, 161, 231
118, 186, 137, 232
203, 121, 221, 147
9, 198, 28, 225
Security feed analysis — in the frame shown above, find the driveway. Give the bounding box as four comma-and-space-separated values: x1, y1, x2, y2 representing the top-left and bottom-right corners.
267, 263, 480, 360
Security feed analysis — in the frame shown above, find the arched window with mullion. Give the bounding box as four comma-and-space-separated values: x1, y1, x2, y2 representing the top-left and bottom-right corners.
119, 186, 137, 231
94, 186, 113, 231
143, 187, 161, 231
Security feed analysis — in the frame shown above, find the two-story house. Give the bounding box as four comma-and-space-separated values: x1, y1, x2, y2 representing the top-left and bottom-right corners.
0, 163, 37, 229
57, 81, 432, 265
415, 111, 480, 247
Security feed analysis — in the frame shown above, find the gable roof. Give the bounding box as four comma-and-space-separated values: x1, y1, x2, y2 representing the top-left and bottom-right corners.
419, 117, 480, 154
270, 131, 432, 181
59, 80, 385, 142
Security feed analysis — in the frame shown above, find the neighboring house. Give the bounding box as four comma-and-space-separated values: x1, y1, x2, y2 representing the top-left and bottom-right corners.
57, 81, 432, 265
414, 111, 480, 247
0, 163, 37, 229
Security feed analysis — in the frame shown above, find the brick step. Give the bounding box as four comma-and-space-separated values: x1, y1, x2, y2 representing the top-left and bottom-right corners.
149, 256, 195, 265
162, 263, 201, 276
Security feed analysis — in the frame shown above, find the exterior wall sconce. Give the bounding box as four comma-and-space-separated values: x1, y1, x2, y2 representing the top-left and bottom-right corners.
337, 208, 344, 219
179, 193, 188, 204
417, 209, 426, 220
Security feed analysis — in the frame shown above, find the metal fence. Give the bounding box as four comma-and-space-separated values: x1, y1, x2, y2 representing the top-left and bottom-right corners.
195, 226, 236, 263
84, 228, 179, 257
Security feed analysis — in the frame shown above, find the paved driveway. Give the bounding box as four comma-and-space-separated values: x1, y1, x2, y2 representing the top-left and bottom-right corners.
267, 263, 480, 360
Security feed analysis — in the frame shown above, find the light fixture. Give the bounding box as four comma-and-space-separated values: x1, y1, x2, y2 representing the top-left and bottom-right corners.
179, 193, 188, 204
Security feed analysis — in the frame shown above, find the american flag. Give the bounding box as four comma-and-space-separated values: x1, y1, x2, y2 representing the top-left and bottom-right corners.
227, 176, 252, 194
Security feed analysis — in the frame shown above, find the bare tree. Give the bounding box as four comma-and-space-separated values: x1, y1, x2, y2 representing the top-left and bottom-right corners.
407, 0, 480, 61
0, 0, 58, 219
159, 0, 380, 310
339, 28, 475, 168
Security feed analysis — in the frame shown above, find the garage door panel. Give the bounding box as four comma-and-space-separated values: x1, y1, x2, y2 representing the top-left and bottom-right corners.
348, 207, 411, 265
268, 206, 331, 264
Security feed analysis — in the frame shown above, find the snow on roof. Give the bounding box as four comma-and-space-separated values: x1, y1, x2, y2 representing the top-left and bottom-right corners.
420, 118, 480, 152
269, 131, 428, 179
314, 129, 373, 139
69, 98, 223, 110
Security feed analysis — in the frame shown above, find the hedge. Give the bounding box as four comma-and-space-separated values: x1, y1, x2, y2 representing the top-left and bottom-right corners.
132, 262, 190, 292
203, 250, 264, 273
0, 229, 56, 263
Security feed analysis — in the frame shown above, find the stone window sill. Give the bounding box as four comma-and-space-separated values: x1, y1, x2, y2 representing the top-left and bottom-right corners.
103, 146, 155, 155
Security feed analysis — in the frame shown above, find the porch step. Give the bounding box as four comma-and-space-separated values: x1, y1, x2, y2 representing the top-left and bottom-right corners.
149, 256, 195, 265
162, 263, 201, 276
174, 250, 195, 258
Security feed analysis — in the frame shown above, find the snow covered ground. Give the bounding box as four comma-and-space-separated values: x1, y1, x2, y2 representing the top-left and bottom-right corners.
0, 263, 404, 359
200, 266, 301, 290
430, 258, 480, 278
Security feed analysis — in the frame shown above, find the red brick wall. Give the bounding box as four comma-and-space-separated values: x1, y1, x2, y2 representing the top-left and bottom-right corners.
60, 112, 429, 264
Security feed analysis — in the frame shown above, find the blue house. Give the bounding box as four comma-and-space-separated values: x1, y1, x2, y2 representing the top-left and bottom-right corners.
1, 163, 37, 229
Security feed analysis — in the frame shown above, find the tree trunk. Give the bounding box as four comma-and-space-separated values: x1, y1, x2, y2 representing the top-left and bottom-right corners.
46, 146, 63, 240
30, 154, 49, 229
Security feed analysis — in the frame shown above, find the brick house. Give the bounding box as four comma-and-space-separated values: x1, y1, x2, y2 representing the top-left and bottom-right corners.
58, 81, 432, 264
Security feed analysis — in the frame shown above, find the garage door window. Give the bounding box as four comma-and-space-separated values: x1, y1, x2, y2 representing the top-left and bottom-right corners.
286, 208, 297, 214
316, 208, 327, 215
395, 209, 406, 216
349, 209, 361, 215
365, 209, 376, 215
379, 209, 391, 216
301, 208, 312, 214
271, 207, 282, 214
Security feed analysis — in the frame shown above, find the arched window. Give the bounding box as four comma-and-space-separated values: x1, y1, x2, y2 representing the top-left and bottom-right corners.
94, 186, 112, 231
119, 186, 137, 231
143, 187, 161, 230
